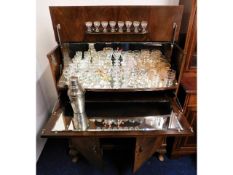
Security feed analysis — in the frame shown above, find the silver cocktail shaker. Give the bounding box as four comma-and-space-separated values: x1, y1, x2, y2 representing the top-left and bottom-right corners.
68, 76, 88, 130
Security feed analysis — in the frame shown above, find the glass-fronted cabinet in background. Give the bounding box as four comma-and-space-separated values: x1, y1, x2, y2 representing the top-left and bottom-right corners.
170, 0, 197, 158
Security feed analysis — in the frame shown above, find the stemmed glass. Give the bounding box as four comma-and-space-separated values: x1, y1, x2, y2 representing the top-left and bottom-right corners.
133, 21, 140, 33
93, 21, 100, 32
109, 21, 116, 32
166, 70, 176, 87
117, 21, 124, 32
141, 21, 148, 33
101, 21, 108, 32
125, 21, 132, 32
85, 21, 92, 32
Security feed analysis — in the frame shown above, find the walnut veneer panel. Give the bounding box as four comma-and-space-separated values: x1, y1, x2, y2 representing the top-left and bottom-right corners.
49, 6, 183, 42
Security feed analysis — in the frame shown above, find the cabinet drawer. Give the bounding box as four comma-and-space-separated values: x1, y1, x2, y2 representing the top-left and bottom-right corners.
41, 98, 193, 138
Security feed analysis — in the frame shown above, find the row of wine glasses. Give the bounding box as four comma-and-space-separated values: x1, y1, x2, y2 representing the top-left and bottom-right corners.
85, 21, 148, 33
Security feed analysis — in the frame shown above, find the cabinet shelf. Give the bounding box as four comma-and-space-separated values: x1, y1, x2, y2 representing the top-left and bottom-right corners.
85, 31, 148, 35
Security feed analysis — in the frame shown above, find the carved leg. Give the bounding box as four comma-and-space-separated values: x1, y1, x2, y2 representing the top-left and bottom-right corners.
133, 136, 164, 173
69, 140, 80, 163
155, 137, 166, 162
158, 153, 165, 162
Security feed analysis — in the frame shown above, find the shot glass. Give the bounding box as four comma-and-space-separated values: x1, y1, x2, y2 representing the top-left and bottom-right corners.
166, 69, 176, 87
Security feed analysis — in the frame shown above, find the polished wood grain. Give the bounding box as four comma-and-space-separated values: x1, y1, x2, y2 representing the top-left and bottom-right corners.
170, 0, 197, 158
49, 6, 183, 42
47, 46, 62, 92
171, 73, 197, 158
181, 74, 197, 94
133, 136, 164, 173
41, 5, 195, 173
71, 138, 103, 168
180, 0, 197, 73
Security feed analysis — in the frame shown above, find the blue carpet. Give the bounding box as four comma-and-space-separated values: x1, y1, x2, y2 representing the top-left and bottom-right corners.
37, 139, 196, 175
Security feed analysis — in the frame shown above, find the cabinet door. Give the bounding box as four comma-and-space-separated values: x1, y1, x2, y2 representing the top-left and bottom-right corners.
182, 106, 197, 147
71, 137, 104, 168
172, 106, 197, 155
133, 136, 164, 173
185, 10, 197, 71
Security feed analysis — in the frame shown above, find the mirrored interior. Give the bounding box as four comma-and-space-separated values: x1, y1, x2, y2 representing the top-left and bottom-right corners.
52, 111, 183, 132
52, 100, 183, 132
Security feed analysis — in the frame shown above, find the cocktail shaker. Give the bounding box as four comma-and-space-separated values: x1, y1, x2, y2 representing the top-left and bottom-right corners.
68, 76, 88, 130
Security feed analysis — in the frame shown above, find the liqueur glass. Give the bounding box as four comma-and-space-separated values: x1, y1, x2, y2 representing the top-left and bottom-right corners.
133, 21, 140, 33
166, 69, 176, 87
101, 21, 108, 32
93, 21, 100, 32
109, 21, 116, 32
141, 21, 148, 33
125, 21, 132, 32
117, 21, 124, 32
85, 21, 93, 32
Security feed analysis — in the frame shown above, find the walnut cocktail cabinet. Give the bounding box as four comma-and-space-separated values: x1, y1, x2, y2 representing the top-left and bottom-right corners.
41, 6, 194, 173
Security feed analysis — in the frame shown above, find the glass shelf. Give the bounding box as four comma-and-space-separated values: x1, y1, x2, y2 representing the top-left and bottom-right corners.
85, 31, 148, 35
